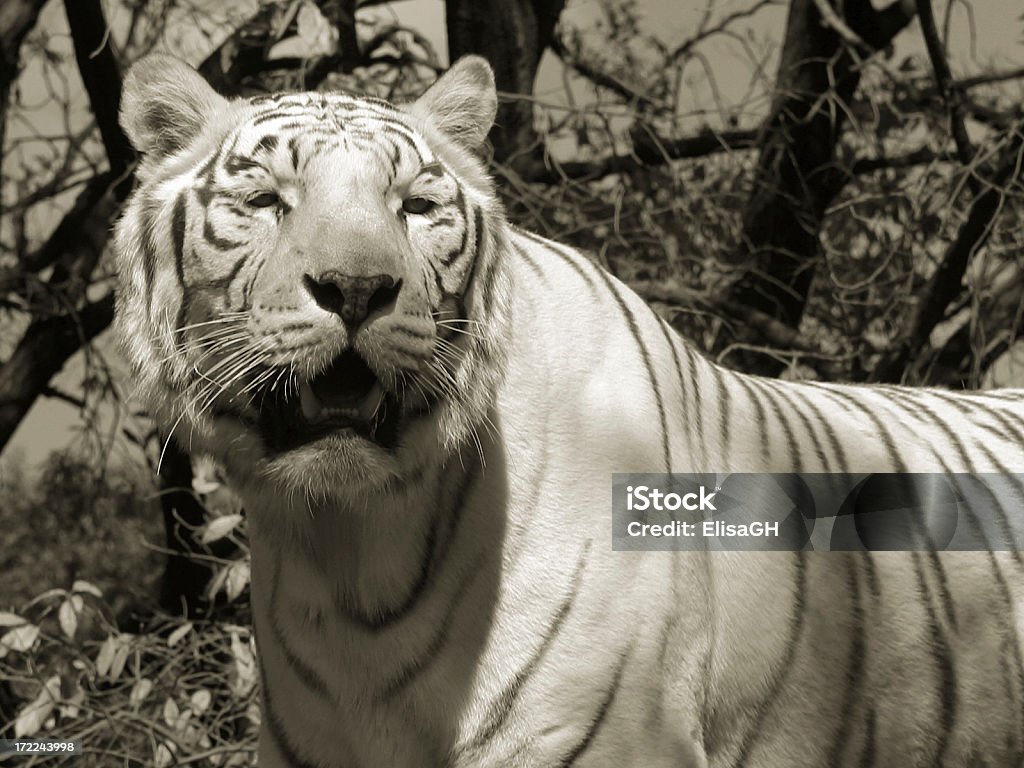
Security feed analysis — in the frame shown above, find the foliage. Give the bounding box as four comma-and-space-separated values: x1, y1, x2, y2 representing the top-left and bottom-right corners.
0, 581, 258, 766
0, 450, 163, 615
0, 466, 255, 766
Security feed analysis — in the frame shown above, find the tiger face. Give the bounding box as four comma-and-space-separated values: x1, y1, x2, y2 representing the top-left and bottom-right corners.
114, 56, 508, 499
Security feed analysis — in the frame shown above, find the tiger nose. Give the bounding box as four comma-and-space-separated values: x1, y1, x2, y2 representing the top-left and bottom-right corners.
302, 271, 401, 328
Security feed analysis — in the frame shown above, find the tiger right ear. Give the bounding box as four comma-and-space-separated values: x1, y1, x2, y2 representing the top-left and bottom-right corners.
408, 56, 497, 152
119, 55, 228, 158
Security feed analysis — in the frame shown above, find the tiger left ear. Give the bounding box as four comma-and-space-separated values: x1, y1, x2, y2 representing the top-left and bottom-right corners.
408, 56, 497, 152
120, 54, 228, 159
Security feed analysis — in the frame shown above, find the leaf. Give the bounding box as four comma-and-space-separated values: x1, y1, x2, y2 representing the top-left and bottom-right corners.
163, 696, 180, 727
267, 1, 338, 60
207, 566, 228, 601
26, 588, 66, 606
14, 676, 60, 737
58, 596, 82, 639
71, 580, 102, 598
110, 640, 131, 681
229, 631, 257, 698
167, 622, 193, 648
95, 635, 117, 677
0, 611, 27, 627
1, 623, 40, 652
224, 561, 251, 602
130, 678, 153, 707
190, 688, 212, 714
155, 743, 175, 768
201, 514, 243, 544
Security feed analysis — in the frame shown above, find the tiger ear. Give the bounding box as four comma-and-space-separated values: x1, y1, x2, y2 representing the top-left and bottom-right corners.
409, 56, 497, 151
119, 55, 227, 158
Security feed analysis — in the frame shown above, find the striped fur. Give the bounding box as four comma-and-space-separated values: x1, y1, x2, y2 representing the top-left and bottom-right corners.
113, 55, 1024, 767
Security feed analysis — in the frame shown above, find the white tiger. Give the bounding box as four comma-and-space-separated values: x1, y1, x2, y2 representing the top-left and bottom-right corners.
113, 53, 1024, 767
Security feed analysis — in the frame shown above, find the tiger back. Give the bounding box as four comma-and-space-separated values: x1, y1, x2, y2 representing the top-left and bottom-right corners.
113, 54, 1024, 767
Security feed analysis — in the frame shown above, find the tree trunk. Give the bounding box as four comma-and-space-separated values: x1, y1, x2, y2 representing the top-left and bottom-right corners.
446, 0, 565, 169
721, 0, 915, 374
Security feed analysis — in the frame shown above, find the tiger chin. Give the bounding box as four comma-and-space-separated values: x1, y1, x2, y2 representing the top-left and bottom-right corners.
115, 54, 1024, 768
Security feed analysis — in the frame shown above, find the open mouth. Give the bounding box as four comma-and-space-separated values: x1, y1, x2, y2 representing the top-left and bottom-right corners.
258, 348, 401, 451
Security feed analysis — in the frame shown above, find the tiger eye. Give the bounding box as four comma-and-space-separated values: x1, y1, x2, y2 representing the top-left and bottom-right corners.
247, 191, 280, 208
402, 197, 435, 215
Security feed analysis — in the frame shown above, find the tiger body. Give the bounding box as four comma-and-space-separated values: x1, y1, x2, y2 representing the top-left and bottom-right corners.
114, 54, 1024, 767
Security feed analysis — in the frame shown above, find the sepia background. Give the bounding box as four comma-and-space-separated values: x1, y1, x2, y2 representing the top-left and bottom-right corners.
1, 0, 1023, 763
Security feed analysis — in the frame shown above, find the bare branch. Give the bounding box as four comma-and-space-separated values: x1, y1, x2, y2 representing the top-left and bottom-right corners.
915, 0, 976, 181
872, 127, 1024, 382
0, 0, 51, 219
548, 32, 656, 110
0, 293, 115, 451
520, 127, 758, 184
63, 0, 133, 200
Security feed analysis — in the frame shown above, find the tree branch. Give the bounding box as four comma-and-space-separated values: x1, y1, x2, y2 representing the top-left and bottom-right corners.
871, 128, 1024, 382
548, 31, 656, 110
0, 293, 115, 451
0, 0, 50, 219
915, 0, 976, 183
520, 127, 758, 183
63, 0, 134, 201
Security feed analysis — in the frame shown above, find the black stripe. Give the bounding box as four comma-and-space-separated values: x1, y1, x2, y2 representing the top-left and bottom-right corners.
202, 218, 245, 250
654, 316, 686, 471
897, 392, 972, 470
807, 385, 909, 472
171, 193, 190, 333
513, 242, 547, 282
262, 687, 324, 768
826, 554, 867, 766
858, 708, 877, 768
224, 152, 262, 175
733, 375, 771, 465
687, 338, 708, 468
515, 228, 600, 295
267, 554, 337, 703
591, 269, 672, 474
793, 382, 849, 471
376, 552, 485, 700
712, 363, 738, 468
459, 542, 591, 754
561, 643, 632, 766
764, 381, 829, 469
910, 550, 956, 767
734, 551, 807, 767
440, 188, 468, 267
138, 201, 158, 319
335, 454, 480, 630
255, 133, 278, 153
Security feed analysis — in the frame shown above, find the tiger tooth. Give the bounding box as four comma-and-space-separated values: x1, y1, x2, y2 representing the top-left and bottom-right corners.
299, 380, 324, 423
359, 383, 385, 422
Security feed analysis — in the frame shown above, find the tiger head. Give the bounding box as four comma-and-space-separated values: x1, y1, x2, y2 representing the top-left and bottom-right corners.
113, 56, 509, 501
